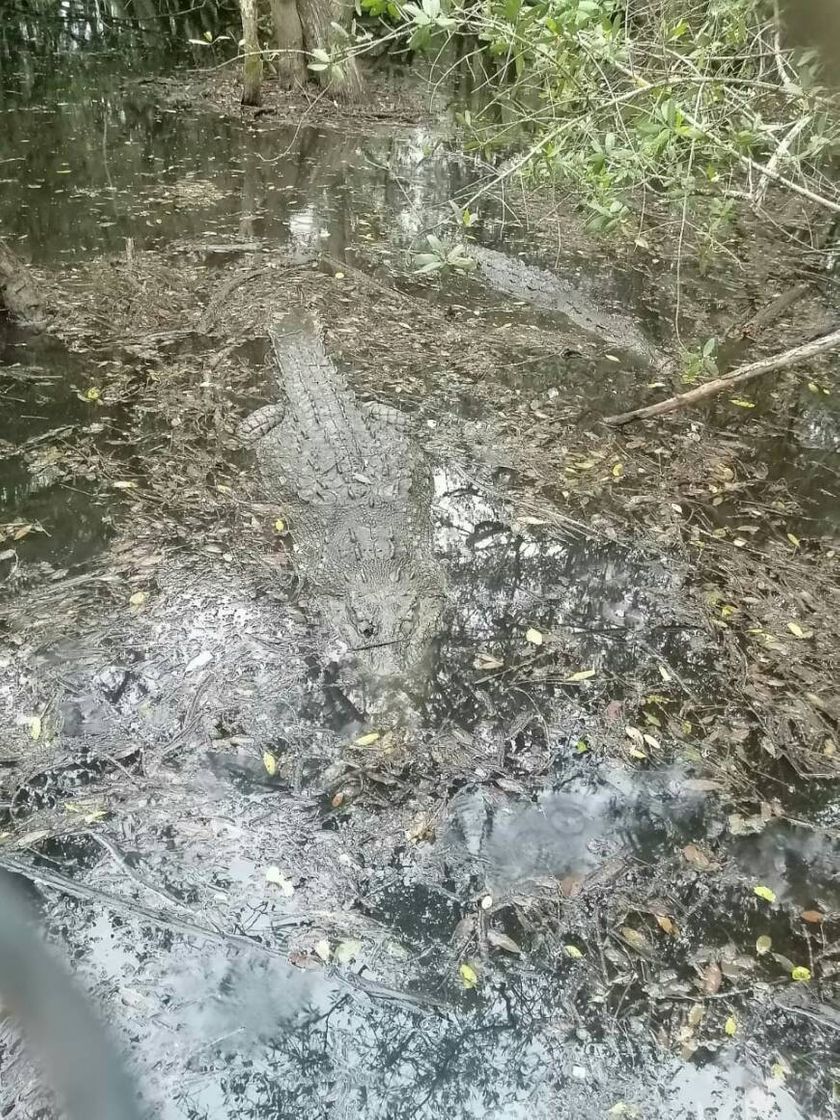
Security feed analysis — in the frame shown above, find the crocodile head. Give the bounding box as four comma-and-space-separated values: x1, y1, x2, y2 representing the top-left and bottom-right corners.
327, 577, 442, 717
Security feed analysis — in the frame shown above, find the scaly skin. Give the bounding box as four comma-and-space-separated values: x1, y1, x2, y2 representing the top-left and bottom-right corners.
240, 316, 443, 697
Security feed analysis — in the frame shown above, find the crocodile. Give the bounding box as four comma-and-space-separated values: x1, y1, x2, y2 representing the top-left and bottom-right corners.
470, 243, 659, 365
239, 314, 443, 706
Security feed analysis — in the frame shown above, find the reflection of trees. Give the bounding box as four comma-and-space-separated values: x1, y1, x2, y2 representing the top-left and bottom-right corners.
0, 0, 231, 59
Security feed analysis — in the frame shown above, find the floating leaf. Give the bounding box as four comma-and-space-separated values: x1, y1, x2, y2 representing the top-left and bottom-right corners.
525, 628, 543, 646
755, 935, 772, 955
487, 930, 522, 955
480, 894, 493, 910
28, 715, 42, 741
786, 621, 808, 639
566, 668, 596, 682
473, 652, 504, 670
274, 518, 286, 532
801, 909, 824, 924
754, 885, 777, 903
682, 844, 713, 870
459, 962, 479, 989
334, 939, 362, 964
333, 271, 345, 280
564, 944, 583, 959
264, 866, 294, 896
263, 751, 277, 776
770, 1062, 788, 1082
702, 961, 723, 994
353, 731, 381, 747
85, 386, 101, 401
129, 591, 147, 607
791, 965, 812, 982
575, 738, 589, 754
620, 927, 650, 954
786, 533, 800, 549
112, 480, 138, 490
729, 397, 755, 408
655, 914, 676, 936
612, 461, 624, 478
724, 1016, 737, 1036
314, 939, 331, 963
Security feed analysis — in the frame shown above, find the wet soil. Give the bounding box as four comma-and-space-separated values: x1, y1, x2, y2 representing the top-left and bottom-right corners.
2, 44, 840, 1120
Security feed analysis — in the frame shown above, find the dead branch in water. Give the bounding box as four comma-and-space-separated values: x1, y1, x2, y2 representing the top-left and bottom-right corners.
603, 326, 840, 426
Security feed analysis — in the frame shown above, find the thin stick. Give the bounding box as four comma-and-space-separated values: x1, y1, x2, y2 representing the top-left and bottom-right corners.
603, 326, 840, 426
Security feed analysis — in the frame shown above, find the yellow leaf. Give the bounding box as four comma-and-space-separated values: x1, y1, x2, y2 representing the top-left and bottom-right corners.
770, 1062, 787, 1082
786, 621, 806, 639
353, 731, 381, 747
85, 386, 101, 401
334, 271, 345, 279
525, 628, 543, 646
566, 669, 596, 682
263, 751, 277, 776
786, 533, 800, 550
564, 944, 583, 959
754, 885, 776, 903
729, 397, 755, 408
612, 461, 624, 478
724, 1016, 737, 1036
28, 715, 41, 741
112, 480, 138, 490
129, 591, 147, 607
791, 965, 812, 982
755, 935, 772, 955
575, 739, 589, 753
459, 962, 479, 989
628, 748, 648, 760
274, 519, 286, 532
656, 914, 676, 935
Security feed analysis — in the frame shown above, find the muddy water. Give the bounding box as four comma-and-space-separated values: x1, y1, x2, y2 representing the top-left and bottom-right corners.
2, 46, 839, 1120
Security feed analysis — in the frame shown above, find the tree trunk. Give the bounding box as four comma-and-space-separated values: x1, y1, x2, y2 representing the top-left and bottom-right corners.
297, 0, 363, 101
268, 0, 306, 88
239, 0, 263, 106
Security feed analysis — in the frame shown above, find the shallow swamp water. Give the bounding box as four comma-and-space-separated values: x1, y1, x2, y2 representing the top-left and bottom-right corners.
2, 38, 840, 1120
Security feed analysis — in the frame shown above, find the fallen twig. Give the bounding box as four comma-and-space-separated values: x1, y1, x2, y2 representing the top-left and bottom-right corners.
603, 326, 840, 426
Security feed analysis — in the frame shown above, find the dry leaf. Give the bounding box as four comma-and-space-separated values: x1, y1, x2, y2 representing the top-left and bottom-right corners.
566, 668, 596, 682
314, 939, 331, 963
702, 961, 723, 994
655, 914, 676, 936
487, 930, 522, 955
334, 939, 362, 964
801, 909, 824, 924
525, 628, 543, 646
682, 844, 713, 870
620, 927, 650, 954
